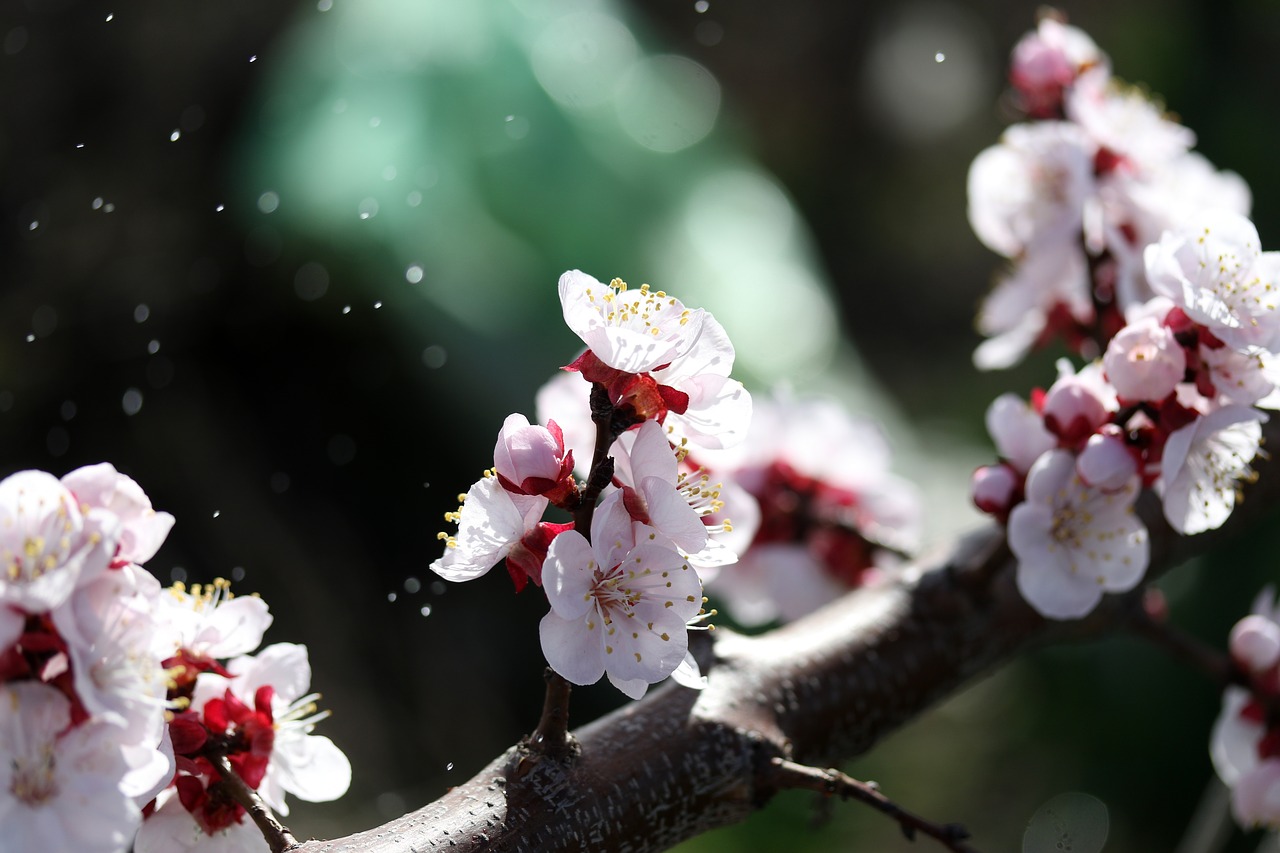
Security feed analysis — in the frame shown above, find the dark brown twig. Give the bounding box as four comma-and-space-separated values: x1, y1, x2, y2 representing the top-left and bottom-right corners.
525, 668, 579, 761
212, 754, 300, 853
573, 383, 619, 533
1127, 604, 1237, 689
765, 758, 980, 853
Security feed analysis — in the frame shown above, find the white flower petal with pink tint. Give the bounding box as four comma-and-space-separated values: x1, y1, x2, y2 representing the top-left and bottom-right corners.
1232, 760, 1280, 829
651, 314, 752, 450
1230, 615, 1280, 674
1008, 450, 1148, 619
1067, 68, 1195, 165
430, 476, 548, 582
1145, 210, 1280, 353
0, 470, 118, 613
62, 463, 174, 567
52, 564, 169, 747
535, 369, 595, 476
1200, 345, 1274, 406
1160, 405, 1266, 535
1103, 315, 1185, 401
967, 121, 1095, 258
1042, 359, 1118, 444
986, 393, 1056, 474
1075, 433, 1138, 491
612, 422, 708, 555
670, 651, 708, 691
156, 579, 273, 662
559, 271, 705, 375
0, 682, 141, 853
1211, 686, 1261, 787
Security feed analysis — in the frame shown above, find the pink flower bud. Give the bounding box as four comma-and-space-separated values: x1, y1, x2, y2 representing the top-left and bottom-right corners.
1076, 433, 1137, 491
493, 414, 576, 505
971, 463, 1021, 518
1042, 367, 1113, 445
1103, 317, 1186, 402
1231, 615, 1280, 676
1010, 18, 1104, 117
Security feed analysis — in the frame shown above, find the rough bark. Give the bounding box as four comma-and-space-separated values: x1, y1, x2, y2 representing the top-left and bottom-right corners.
294, 423, 1280, 853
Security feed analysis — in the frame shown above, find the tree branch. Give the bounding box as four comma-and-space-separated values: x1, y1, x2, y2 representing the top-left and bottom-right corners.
293, 421, 1280, 853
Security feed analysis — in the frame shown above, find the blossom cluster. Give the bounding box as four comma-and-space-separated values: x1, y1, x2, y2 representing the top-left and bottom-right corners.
1212, 589, 1280, 829
692, 392, 920, 626
969, 18, 1278, 621
431, 271, 752, 698
968, 14, 1250, 371
0, 464, 350, 853
431, 272, 924, 695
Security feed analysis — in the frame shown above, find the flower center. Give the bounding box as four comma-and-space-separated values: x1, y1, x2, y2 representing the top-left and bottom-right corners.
10, 747, 57, 806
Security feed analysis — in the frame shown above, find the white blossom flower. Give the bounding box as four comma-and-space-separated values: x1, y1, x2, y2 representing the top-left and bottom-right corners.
62, 463, 174, 568
0, 681, 141, 853
698, 392, 920, 625
1008, 449, 1148, 619
155, 578, 273, 663
1145, 209, 1280, 353
1200, 344, 1275, 406
52, 564, 170, 749
1066, 68, 1195, 166
0, 469, 119, 613
1159, 404, 1266, 535
430, 475, 549, 583
559, 271, 706, 376
967, 122, 1095, 258
539, 491, 702, 699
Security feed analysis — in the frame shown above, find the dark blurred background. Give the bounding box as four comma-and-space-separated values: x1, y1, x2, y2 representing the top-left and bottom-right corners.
3, 0, 1280, 850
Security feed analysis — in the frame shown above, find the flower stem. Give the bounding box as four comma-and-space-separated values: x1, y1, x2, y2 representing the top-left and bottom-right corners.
212, 754, 300, 853
573, 383, 618, 533
527, 668, 578, 760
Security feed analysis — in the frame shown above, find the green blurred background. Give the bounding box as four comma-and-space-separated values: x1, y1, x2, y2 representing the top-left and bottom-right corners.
3, 0, 1280, 849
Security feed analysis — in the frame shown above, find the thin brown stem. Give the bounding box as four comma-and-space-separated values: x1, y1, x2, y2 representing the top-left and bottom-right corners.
526, 668, 579, 761
765, 758, 980, 853
573, 383, 618, 533
1127, 604, 1238, 689
212, 754, 300, 853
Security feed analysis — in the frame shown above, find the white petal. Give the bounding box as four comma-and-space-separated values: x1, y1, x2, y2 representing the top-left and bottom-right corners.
539, 610, 605, 687
670, 651, 708, 690
606, 672, 649, 700
1211, 687, 1261, 785
542, 530, 595, 620
273, 733, 352, 803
